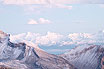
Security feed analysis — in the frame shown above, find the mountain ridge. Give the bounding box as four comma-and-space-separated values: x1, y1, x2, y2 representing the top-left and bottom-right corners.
60, 44, 104, 69
0, 30, 75, 69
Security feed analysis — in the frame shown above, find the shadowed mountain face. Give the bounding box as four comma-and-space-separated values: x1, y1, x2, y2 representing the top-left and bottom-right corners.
0, 30, 75, 69
61, 44, 104, 69
0, 65, 12, 69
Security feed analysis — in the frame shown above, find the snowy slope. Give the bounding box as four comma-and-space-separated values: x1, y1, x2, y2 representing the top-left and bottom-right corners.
61, 44, 104, 69
0, 30, 75, 69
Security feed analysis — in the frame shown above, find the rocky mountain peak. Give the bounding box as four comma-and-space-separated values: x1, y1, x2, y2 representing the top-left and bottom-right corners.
0, 30, 9, 38
0, 30, 75, 69
0, 30, 10, 44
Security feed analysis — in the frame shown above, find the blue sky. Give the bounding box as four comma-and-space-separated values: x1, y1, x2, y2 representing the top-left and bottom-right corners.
0, 1, 104, 35
0, 0, 104, 54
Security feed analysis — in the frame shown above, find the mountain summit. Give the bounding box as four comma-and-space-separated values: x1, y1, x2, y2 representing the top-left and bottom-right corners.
0, 30, 75, 69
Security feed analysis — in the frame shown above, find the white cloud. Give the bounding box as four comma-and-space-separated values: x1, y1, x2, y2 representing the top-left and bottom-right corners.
68, 33, 93, 42
28, 18, 52, 25
2, 0, 104, 14
10, 32, 41, 43
43, 4, 73, 10
24, 6, 41, 14
35, 32, 63, 46
54, 4, 72, 10
3, 0, 104, 5
2, 0, 48, 5
10, 30, 104, 47
10, 32, 63, 46
1, 0, 73, 12
39, 18, 51, 24
2, 0, 104, 4
24, 4, 72, 14
28, 19, 38, 24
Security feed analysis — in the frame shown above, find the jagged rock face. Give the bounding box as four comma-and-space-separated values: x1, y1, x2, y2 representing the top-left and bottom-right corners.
0, 65, 12, 69
101, 56, 104, 69
0, 30, 75, 69
61, 45, 104, 69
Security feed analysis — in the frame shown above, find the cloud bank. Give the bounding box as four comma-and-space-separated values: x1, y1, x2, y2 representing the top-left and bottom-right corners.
10, 30, 104, 54
2, 0, 104, 4
10, 30, 104, 46
1, 0, 103, 13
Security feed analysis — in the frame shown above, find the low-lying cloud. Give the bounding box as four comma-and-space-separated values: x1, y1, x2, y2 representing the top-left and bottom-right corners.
10, 30, 104, 54
10, 30, 104, 46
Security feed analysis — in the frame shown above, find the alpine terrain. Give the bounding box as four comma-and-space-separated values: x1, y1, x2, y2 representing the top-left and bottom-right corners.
0, 30, 75, 69
61, 44, 104, 69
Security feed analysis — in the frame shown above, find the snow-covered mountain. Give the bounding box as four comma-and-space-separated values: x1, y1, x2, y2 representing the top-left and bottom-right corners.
60, 44, 104, 69
0, 30, 75, 69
